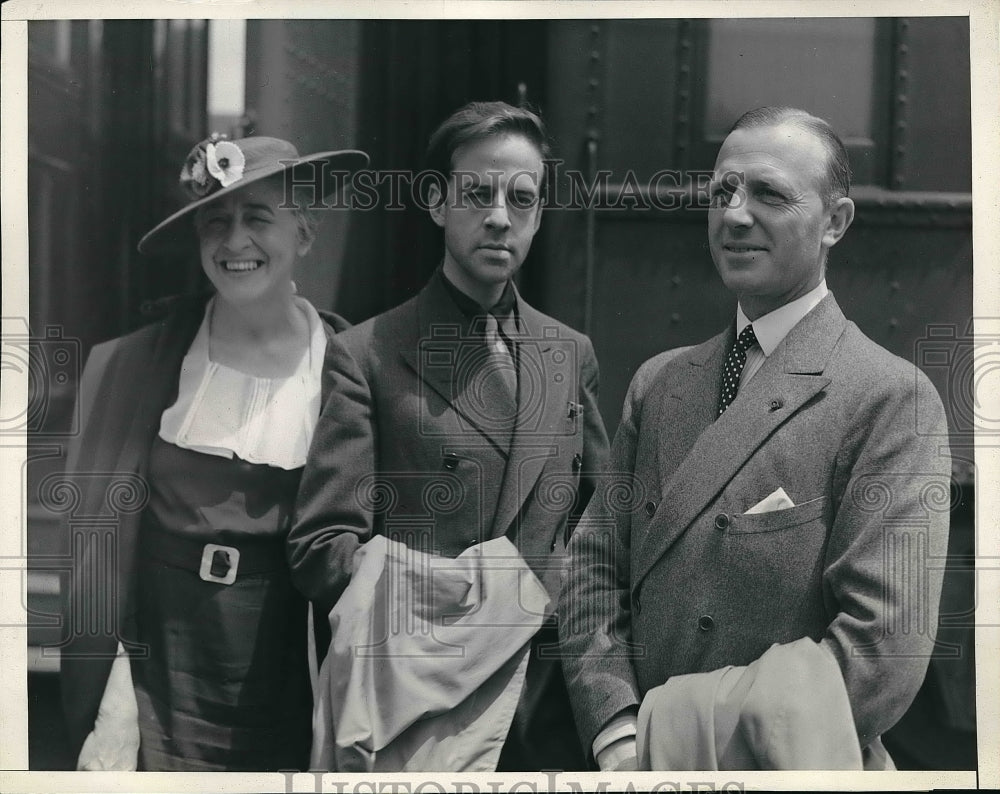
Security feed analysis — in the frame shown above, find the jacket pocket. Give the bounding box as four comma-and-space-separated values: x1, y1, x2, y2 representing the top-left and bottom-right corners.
727, 495, 829, 534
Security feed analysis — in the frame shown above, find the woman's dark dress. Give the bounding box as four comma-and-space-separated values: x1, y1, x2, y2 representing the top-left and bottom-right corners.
131, 437, 312, 771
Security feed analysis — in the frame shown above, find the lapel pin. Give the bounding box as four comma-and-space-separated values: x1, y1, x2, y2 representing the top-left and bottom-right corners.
769, 399, 784, 412
567, 401, 583, 419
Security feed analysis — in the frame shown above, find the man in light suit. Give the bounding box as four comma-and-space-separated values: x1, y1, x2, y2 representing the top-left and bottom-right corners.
289, 101, 609, 770
559, 107, 952, 770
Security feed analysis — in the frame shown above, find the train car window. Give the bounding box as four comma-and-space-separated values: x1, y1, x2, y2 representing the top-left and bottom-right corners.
695, 17, 882, 185
704, 18, 876, 143
208, 20, 247, 137
164, 19, 208, 139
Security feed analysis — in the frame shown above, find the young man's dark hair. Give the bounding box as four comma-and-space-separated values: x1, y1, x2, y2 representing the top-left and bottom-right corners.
423, 101, 551, 206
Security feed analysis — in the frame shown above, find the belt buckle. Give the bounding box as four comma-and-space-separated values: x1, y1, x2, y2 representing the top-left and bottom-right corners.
199, 543, 240, 585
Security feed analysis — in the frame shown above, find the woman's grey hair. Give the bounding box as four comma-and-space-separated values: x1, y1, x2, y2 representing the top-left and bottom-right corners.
290, 184, 319, 248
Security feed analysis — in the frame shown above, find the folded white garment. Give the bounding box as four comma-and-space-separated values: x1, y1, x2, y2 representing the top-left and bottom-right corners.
636, 637, 893, 771
76, 643, 139, 771
311, 534, 549, 772
744, 486, 795, 514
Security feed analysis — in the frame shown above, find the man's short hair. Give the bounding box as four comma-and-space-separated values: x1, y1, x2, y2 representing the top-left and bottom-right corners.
730, 106, 852, 207
423, 101, 550, 204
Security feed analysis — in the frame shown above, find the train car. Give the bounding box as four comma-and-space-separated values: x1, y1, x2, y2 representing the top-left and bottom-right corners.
19, 14, 977, 772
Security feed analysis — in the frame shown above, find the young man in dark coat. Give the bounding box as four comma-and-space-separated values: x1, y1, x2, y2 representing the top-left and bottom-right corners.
290, 101, 609, 771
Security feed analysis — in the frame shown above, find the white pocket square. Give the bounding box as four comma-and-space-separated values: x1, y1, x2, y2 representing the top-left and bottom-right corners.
745, 487, 795, 514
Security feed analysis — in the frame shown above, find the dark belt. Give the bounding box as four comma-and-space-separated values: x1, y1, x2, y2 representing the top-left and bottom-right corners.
140, 524, 288, 585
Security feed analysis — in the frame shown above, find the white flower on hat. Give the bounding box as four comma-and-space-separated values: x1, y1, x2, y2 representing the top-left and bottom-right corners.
206, 140, 246, 187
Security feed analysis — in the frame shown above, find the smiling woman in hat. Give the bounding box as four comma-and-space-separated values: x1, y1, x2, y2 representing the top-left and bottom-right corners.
59, 134, 368, 771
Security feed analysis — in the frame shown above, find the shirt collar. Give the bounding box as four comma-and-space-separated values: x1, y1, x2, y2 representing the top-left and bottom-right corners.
439, 267, 517, 320
736, 280, 829, 356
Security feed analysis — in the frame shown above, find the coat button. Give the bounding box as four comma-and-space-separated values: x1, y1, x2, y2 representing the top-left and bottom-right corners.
645, 501, 657, 517
697, 615, 715, 631
572, 453, 583, 471
714, 513, 730, 530
443, 453, 459, 470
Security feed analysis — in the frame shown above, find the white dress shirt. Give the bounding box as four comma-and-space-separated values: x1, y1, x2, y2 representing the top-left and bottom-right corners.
736, 280, 829, 388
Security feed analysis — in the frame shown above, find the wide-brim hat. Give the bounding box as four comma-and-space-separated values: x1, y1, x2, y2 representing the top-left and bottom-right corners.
138, 134, 369, 254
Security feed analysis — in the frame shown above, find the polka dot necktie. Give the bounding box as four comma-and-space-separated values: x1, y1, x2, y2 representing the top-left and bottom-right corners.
717, 324, 758, 417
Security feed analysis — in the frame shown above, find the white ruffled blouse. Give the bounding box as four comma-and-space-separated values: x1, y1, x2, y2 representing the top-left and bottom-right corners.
158, 296, 326, 470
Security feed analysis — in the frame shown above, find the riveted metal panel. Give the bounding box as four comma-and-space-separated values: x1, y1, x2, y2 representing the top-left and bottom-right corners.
901, 17, 972, 192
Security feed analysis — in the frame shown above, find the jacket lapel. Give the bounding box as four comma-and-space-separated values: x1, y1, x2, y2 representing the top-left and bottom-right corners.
399, 276, 512, 451
123, 314, 200, 474
489, 293, 567, 538
633, 294, 848, 588
654, 329, 731, 485
82, 299, 203, 479
75, 298, 205, 626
